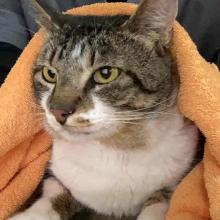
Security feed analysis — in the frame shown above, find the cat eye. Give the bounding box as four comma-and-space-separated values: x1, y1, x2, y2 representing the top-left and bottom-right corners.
42, 67, 57, 83
93, 67, 120, 84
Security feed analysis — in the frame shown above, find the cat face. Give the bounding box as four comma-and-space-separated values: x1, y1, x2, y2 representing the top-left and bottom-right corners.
32, 0, 178, 141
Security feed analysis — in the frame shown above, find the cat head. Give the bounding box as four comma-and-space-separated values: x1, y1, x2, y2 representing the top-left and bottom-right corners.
32, 0, 178, 141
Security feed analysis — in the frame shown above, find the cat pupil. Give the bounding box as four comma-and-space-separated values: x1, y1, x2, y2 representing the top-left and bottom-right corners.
101, 68, 111, 79
49, 70, 55, 79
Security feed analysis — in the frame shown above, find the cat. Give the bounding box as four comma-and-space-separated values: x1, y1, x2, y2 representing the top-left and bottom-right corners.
8, 0, 198, 219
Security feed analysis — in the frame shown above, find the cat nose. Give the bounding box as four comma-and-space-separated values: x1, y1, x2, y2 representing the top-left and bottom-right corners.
50, 109, 72, 124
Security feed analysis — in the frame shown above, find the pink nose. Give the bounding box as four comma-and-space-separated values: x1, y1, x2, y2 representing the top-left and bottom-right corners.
50, 109, 71, 124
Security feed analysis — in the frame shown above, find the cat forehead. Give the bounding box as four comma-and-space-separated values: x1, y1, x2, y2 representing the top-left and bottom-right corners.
44, 30, 150, 66
41, 14, 155, 63
46, 14, 130, 44
42, 28, 120, 64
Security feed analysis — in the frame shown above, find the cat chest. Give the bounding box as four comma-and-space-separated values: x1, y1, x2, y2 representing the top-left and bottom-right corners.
50, 139, 184, 217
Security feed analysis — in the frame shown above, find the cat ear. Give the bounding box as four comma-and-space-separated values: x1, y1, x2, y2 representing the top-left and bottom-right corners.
126, 0, 178, 45
30, 0, 63, 31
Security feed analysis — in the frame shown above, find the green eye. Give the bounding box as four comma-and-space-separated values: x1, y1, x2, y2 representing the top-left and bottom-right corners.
42, 67, 57, 83
93, 67, 120, 84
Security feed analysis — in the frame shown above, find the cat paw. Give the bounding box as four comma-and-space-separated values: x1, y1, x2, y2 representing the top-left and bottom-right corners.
8, 209, 61, 220
137, 202, 168, 220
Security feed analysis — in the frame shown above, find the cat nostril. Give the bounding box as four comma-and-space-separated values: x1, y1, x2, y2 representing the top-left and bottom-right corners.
50, 109, 72, 124
61, 112, 70, 117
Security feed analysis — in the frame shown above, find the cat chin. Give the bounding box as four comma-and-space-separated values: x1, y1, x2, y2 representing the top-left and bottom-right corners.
50, 129, 120, 143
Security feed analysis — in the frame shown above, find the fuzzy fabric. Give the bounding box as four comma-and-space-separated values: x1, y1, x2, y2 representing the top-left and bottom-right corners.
0, 3, 219, 220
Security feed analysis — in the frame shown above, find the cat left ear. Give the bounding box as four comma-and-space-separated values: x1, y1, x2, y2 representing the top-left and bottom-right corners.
30, 0, 63, 31
125, 0, 178, 46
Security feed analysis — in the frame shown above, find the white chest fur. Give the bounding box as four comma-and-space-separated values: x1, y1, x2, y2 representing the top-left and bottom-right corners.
51, 111, 198, 217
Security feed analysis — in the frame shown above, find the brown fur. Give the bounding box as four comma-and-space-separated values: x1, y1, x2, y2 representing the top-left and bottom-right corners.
100, 124, 146, 149
52, 191, 83, 220
144, 189, 172, 207
52, 191, 136, 220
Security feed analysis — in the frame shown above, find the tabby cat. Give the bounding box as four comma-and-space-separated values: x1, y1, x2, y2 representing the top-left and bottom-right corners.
8, 0, 198, 219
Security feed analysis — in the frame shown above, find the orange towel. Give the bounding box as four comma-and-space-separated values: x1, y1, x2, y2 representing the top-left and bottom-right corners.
0, 3, 219, 220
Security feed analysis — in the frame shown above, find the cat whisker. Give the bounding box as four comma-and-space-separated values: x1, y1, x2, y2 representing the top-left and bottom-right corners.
105, 121, 142, 125
104, 110, 180, 117
109, 95, 176, 114
100, 112, 162, 118
103, 116, 156, 121
105, 117, 149, 121
102, 112, 160, 118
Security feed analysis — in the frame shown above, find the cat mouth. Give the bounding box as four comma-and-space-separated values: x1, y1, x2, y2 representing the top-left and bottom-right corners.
63, 124, 94, 135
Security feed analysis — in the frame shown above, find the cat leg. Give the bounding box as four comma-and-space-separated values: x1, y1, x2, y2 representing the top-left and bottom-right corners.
137, 189, 171, 220
8, 177, 82, 220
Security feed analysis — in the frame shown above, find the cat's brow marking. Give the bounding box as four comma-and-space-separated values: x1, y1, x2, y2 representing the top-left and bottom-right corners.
72, 42, 83, 59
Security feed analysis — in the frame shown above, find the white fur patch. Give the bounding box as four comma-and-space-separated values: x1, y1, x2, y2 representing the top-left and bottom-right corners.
137, 202, 168, 220
43, 178, 64, 198
71, 43, 82, 59
80, 96, 114, 122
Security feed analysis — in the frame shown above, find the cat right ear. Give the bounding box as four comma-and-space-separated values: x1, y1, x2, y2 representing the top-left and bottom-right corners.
125, 0, 178, 46
30, 0, 63, 31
